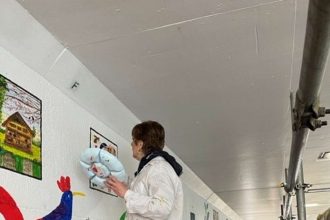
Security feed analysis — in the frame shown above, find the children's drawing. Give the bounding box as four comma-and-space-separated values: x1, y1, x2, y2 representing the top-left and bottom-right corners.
0, 74, 42, 179
0, 176, 84, 220
38, 176, 85, 220
213, 209, 219, 220
0, 186, 24, 220
190, 212, 196, 220
89, 128, 120, 195
204, 202, 210, 220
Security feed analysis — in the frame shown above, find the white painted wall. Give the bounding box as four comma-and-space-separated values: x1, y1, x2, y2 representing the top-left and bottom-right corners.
0, 46, 133, 219
0, 0, 240, 219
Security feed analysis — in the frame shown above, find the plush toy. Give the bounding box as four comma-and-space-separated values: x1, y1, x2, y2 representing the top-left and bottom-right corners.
80, 148, 126, 188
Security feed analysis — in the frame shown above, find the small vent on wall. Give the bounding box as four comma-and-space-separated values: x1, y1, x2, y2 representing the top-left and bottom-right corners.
317, 151, 330, 161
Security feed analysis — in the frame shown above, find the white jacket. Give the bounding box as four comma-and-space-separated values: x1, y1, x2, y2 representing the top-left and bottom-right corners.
124, 156, 183, 220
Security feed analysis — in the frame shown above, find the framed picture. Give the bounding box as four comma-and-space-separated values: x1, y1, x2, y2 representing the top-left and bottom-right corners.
190, 212, 196, 220
89, 127, 118, 195
204, 202, 210, 220
0, 74, 42, 179
213, 210, 219, 220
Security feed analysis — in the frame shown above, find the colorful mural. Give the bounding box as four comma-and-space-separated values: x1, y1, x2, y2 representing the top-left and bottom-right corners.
0, 176, 84, 220
38, 176, 85, 220
0, 74, 42, 179
0, 186, 24, 220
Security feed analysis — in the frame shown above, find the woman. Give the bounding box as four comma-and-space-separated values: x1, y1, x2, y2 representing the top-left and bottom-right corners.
105, 121, 183, 220
317, 208, 330, 220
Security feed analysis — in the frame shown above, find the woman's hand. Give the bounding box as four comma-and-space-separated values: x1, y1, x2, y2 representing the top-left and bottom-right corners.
105, 176, 128, 198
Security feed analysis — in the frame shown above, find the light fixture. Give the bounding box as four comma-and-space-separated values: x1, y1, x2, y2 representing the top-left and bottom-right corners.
305, 203, 330, 207
71, 81, 80, 90
317, 151, 330, 161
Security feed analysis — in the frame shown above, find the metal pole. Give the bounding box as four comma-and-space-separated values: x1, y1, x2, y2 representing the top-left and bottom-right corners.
283, 168, 293, 219
286, 128, 309, 194
283, 0, 330, 218
283, 194, 293, 219
288, 206, 293, 220
307, 188, 330, 193
296, 163, 306, 220
297, 0, 330, 105
283, 129, 309, 218
287, 0, 330, 192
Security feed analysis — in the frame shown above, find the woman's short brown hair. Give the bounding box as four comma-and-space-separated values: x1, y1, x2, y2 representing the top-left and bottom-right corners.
317, 208, 330, 220
132, 121, 165, 155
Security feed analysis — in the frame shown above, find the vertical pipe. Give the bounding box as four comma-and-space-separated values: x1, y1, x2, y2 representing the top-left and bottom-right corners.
283, 194, 293, 219
283, 168, 292, 219
296, 163, 307, 220
289, 207, 293, 220
286, 129, 309, 193
283, 128, 308, 218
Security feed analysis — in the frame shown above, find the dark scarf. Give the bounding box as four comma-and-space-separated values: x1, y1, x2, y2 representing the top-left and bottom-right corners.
135, 150, 183, 177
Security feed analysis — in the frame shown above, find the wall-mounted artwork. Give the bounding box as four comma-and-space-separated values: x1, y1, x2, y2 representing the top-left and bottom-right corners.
89, 127, 118, 195
204, 202, 210, 220
0, 74, 42, 179
1, 176, 84, 219
0, 186, 24, 220
213, 210, 219, 220
39, 176, 85, 219
190, 212, 196, 220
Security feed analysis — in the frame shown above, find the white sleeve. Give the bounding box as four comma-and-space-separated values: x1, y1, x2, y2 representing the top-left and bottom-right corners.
124, 166, 176, 219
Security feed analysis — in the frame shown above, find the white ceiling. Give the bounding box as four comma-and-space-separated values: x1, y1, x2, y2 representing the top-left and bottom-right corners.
16, 0, 330, 219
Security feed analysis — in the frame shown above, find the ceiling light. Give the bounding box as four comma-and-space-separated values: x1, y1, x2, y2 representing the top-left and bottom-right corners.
317, 151, 330, 161
305, 203, 330, 208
